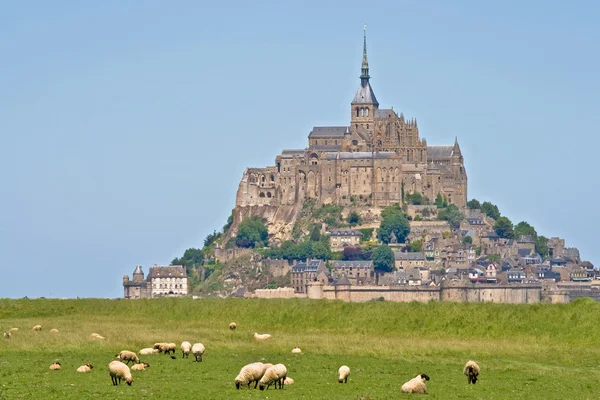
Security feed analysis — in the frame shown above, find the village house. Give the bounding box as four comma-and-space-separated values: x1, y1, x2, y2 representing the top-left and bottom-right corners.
291, 259, 328, 294
507, 268, 526, 284
468, 268, 486, 283
394, 251, 426, 270
486, 263, 498, 283
331, 260, 374, 285
329, 229, 363, 251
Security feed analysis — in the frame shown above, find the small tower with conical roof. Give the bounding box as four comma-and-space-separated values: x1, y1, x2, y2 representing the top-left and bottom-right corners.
133, 265, 145, 283
351, 24, 378, 138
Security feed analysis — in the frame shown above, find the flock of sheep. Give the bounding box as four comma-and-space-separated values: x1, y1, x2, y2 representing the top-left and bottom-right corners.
3, 323, 481, 394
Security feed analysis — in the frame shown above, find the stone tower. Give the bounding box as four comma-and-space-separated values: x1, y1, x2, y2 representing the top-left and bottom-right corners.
350, 25, 378, 139
132, 265, 144, 283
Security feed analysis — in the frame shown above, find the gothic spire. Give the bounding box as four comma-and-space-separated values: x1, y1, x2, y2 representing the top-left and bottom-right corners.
361, 23, 370, 81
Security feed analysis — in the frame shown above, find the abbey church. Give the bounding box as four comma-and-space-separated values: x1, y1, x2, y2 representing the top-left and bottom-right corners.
236, 29, 467, 209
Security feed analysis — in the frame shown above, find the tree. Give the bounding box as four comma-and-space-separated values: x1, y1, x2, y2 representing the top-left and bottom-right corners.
343, 246, 362, 261
481, 201, 501, 220
438, 204, 465, 230
435, 193, 444, 208
535, 235, 549, 258
377, 206, 410, 244
462, 235, 473, 245
204, 230, 222, 248
406, 192, 427, 205
171, 248, 204, 275
223, 209, 234, 232
311, 240, 331, 260
309, 224, 322, 242
494, 216, 514, 239
514, 221, 537, 239
235, 216, 268, 248
409, 239, 423, 253
371, 245, 395, 273
347, 211, 361, 226
467, 199, 481, 209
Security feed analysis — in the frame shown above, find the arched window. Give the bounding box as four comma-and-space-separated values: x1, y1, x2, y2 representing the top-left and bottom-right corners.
261, 176, 266, 183
352, 140, 358, 146
270, 174, 274, 182
356, 108, 359, 117
259, 192, 265, 198
267, 192, 272, 198
365, 108, 369, 117
360, 108, 364, 117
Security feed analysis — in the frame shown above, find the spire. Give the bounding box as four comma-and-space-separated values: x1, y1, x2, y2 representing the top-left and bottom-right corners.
361, 23, 370, 81
453, 137, 462, 156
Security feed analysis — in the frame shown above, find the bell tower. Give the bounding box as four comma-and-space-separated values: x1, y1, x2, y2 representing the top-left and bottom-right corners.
351, 24, 378, 140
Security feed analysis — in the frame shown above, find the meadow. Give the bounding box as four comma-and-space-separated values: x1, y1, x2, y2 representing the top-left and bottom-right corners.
1, 297, 600, 399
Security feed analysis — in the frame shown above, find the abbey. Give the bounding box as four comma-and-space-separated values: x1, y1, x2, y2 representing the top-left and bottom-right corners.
236, 29, 467, 209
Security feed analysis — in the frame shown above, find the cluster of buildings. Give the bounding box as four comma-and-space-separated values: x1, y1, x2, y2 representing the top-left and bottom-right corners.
123, 265, 188, 299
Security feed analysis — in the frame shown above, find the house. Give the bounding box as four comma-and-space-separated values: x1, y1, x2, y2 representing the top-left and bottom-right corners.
516, 235, 536, 251
468, 268, 486, 283
394, 252, 426, 269
331, 260, 374, 285
329, 230, 363, 251
550, 257, 567, 267
405, 268, 422, 286
519, 248, 542, 265
507, 268, 526, 284
485, 263, 498, 283
291, 259, 328, 293
570, 267, 591, 283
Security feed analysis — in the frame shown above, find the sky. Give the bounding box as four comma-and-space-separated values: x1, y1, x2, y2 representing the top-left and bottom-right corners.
1, 1, 599, 298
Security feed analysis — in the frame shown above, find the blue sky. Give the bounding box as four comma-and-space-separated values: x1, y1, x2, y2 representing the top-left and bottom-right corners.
1, 1, 598, 298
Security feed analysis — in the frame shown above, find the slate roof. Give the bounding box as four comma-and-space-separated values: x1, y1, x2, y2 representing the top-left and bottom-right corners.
330, 230, 363, 237
517, 235, 535, 243
292, 259, 324, 273
332, 260, 374, 269
375, 109, 395, 119
466, 218, 484, 225
518, 248, 533, 257
394, 252, 426, 261
352, 81, 379, 106
149, 265, 186, 278
335, 275, 352, 286
310, 145, 343, 151
281, 149, 305, 157
323, 151, 397, 160
309, 126, 348, 138
427, 146, 454, 159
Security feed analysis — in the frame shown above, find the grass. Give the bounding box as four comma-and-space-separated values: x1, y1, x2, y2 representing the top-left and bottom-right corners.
2, 297, 600, 399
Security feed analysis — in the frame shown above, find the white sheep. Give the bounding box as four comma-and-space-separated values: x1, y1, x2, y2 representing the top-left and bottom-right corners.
229, 322, 237, 330
338, 365, 350, 383
131, 362, 150, 371
77, 363, 93, 373
464, 360, 480, 384
259, 363, 287, 390
253, 332, 272, 341
401, 374, 430, 394
291, 347, 302, 354
50, 329, 59, 333
3, 332, 11, 339
9, 328, 18, 333
139, 348, 159, 355
154, 342, 176, 354
116, 350, 139, 365
49, 361, 61, 370
284, 377, 294, 385
235, 362, 265, 389
32, 325, 42, 332
91, 333, 105, 340
181, 341, 192, 358
192, 343, 205, 362
109, 360, 133, 386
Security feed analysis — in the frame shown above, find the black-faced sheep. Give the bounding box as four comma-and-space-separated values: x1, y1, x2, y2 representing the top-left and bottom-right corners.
109, 360, 133, 386
401, 374, 430, 394
77, 363, 93, 373
338, 365, 350, 383
464, 360, 480, 384
3, 332, 10, 339
229, 322, 237, 330
32, 325, 42, 332
259, 364, 287, 390
49, 361, 61, 370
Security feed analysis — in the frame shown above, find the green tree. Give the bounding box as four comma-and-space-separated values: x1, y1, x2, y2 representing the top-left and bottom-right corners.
223, 209, 234, 232
409, 239, 423, 252
377, 206, 410, 244
481, 201, 501, 220
438, 204, 465, 230
462, 235, 473, 245
371, 245, 395, 273
309, 223, 322, 242
311, 240, 331, 260
347, 211, 361, 226
171, 248, 204, 275
514, 221, 537, 239
435, 193, 444, 208
406, 192, 425, 205
535, 235, 549, 258
494, 216, 514, 239
467, 199, 481, 209
203, 230, 222, 248
235, 216, 268, 248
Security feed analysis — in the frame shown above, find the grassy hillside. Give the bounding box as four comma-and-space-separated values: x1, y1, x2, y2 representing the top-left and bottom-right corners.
1, 298, 600, 399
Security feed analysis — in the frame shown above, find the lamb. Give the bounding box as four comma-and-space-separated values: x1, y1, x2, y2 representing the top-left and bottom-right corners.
235, 362, 265, 389
191, 343, 205, 362
464, 360, 480, 384
50, 329, 59, 333
229, 322, 237, 330
284, 377, 294, 385
401, 374, 430, 394
32, 325, 42, 331
3, 332, 10, 339
131, 362, 150, 371
109, 360, 133, 386
181, 341, 192, 358
338, 365, 350, 383
91, 333, 105, 340
77, 363, 93, 373
139, 348, 159, 355
291, 347, 302, 354
116, 350, 140, 365
49, 361, 61, 370
259, 363, 287, 390
253, 332, 272, 341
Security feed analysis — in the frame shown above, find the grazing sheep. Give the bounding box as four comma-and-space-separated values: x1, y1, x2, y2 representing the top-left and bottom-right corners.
32, 325, 42, 332
3, 332, 11, 339
338, 365, 350, 383
116, 350, 139, 365
291, 347, 302, 354
49, 361, 61, 370
253, 332, 272, 341
229, 322, 237, 330
9, 328, 18, 333
464, 360, 480, 384
91, 333, 105, 340
401, 374, 430, 394
181, 341, 192, 358
154, 342, 176, 354
139, 348, 159, 355
191, 343, 205, 362
108, 360, 133, 386
50, 329, 59, 333
284, 377, 294, 385
131, 362, 150, 371
235, 362, 265, 389
77, 363, 94, 373
259, 363, 287, 390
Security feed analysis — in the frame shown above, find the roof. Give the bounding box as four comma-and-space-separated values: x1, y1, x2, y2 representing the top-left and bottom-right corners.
133, 265, 144, 275
518, 248, 533, 257
427, 146, 454, 159
292, 259, 324, 273
309, 126, 348, 138
375, 108, 395, 119
352, 81, 379, 106
323, 151, 398, 160
335, 275, 352, 286
517, 235, 535, 243
280, 149, 305, 157
149, 265, 186, 278
332, 260, 373, 269
310, 145, 343, 151
466, 218, 484, 225
330, 230, 363, 237
394, 252, 425, 261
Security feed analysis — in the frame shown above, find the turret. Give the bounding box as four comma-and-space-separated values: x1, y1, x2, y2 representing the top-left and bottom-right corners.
350, 24, 378, 137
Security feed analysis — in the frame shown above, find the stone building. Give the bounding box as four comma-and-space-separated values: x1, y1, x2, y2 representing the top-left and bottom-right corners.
123, 265, 188, 298
236, 28, 467, 211
331, 260, 374, 285
329, 229, 363, 251
291, 259, 328, 294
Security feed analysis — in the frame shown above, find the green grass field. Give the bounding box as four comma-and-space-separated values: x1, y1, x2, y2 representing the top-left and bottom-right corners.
1, 297, 600, 399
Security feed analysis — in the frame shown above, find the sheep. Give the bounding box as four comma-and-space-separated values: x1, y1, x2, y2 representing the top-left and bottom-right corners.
131, 362, 150, 371
139, 348, 159, 355
191, 343, 205, 362
116, 350, 139, 365
91, 333, 105, 340
338, 365, 350, 383
291, 347, 302, 354
253, 332, 272, 341
3, 332, 10, 339
235, 362, 265, 389
109, 360, 133, 386
259, 363, 287, 390
50, 329, 59, 333
77, 363, 94, 373
464, 360, 480, 384
181, 341, 192, 358
32, 325, 42, 332
401, 374, 430, 394
284, 377, 294, 385
49, 361, 61, 370
229, 322, 237, 330
154, 342, 176, 354
9, 328, 18, 333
